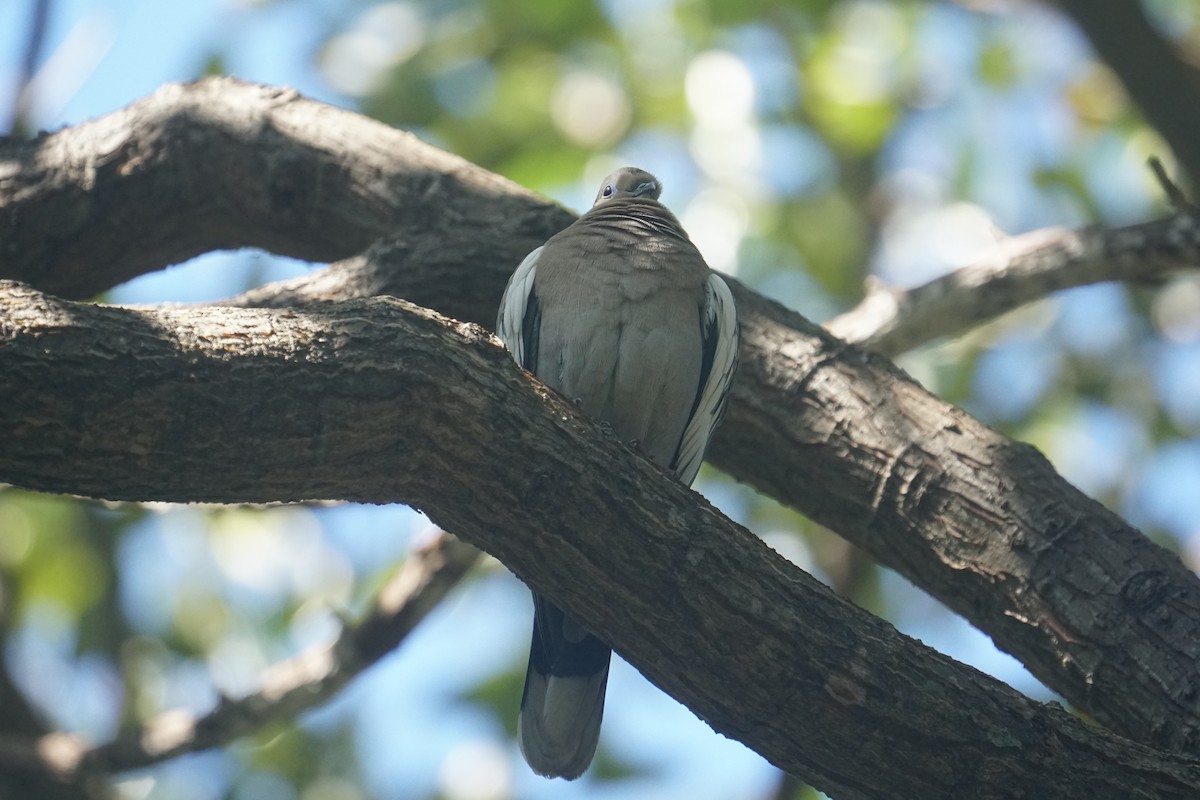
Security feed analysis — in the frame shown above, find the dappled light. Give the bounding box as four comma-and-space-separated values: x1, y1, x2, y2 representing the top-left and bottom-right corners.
3, 0, 1200, 798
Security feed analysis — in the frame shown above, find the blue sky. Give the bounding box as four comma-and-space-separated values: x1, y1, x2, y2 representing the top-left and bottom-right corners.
1, 5, 791, 797
5, 2, 1195, 799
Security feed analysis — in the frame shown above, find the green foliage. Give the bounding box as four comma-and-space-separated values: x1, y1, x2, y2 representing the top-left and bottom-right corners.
1, 491, 106, 624
8, 1, 1200, 799
458, 664, 524, 739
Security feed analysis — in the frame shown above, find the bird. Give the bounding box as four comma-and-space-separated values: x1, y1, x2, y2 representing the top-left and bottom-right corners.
495, 167, 739, 780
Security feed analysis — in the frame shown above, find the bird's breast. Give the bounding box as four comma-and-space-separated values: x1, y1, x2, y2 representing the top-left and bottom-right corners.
533, 273, 704, 466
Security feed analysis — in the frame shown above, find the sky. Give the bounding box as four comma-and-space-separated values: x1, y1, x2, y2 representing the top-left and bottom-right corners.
0, 4, 789, 797
4, 1, 1195, 799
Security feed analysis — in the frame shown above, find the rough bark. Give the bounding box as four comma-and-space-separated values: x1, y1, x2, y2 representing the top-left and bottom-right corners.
2, 281, 1200, 799
7, 76, 1200, 762
0, 79, 567, 300
250, 223, 1200, 759
4, 78, 1200, 765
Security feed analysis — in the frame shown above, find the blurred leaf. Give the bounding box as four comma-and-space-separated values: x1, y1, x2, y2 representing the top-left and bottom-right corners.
21, 536, 107, 621
458, 662, 524, 737
2, 491, 85, 553
247, 722, 323, 785
363, 59, 441, 128
201, 52, 227, 77
588, 739, 655, 782
500, 144, 589, 192
488, 48, 561, 136
173, 589, 231, 653
13, 1, 1200, 798
977, 40, 1017, 89
0, 492, 38, 568
1032, 167, 1102, 220
807, 95, 896, 154
786, 190, 868, 298
484, 0, 610, 43
804, 17, 902, 155
1067, 66, 1129, 128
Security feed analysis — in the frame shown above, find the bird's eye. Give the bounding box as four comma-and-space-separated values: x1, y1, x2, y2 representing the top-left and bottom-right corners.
602, 184, 614, 198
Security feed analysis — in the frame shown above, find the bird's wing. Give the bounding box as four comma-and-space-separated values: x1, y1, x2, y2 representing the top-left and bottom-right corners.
671, 272, 739, 486
497, 246, 543, 372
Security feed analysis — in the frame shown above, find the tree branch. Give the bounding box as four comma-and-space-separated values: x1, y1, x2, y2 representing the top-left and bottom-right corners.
0, 654, 108, 800
0, 78, 570, 300
4, 78, 1200, 760
7, 79, 1200, 767
232, 235, 1200, 758
0, 531, 479, 778
825, 211, 1200, 356
2, 281, 1200, 799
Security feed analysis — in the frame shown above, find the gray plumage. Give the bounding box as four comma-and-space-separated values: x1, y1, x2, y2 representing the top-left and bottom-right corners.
496, 166, 738, 780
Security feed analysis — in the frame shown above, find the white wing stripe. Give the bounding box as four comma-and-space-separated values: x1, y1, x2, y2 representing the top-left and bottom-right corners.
673, 273, 739, 486
497, 247, 542, 369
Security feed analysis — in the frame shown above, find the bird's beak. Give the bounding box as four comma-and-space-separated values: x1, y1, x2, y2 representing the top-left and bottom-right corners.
632, 181, 658, 197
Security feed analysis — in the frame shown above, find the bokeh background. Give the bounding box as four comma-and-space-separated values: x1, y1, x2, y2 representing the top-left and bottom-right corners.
3, 1, 1200, 798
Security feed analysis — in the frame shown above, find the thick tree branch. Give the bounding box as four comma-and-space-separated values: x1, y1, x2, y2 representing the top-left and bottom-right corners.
4, 78, 1200, 759
825, 212, 1200, 356
716, 286, 1200, 758
234, 238, 1200, 758
0, 532, 479, 778
0, 78, 570, 300
1051, 0, 1200, 191
2, 282, 1200, 799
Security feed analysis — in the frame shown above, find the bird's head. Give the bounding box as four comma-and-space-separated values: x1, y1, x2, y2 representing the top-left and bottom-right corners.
592, 167, 662, 207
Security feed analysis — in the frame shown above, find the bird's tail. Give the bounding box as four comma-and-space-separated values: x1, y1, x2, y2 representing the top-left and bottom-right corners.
518, 594, 612, 780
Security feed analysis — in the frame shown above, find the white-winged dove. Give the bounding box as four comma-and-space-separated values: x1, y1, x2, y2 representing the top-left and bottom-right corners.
496, 167, 739, 780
